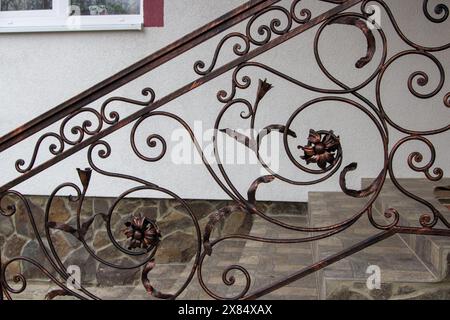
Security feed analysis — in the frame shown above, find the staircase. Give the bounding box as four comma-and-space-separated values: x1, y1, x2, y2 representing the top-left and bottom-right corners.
171, 178, 450, 300
116, 179, 450, 300
312, 178, 450, 300
180, 178, 450, 300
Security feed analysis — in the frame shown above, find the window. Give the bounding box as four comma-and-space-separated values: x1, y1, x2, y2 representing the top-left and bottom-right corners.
0, 0, 143, 32
1, 0, 53, 11
70, 0, 140, 15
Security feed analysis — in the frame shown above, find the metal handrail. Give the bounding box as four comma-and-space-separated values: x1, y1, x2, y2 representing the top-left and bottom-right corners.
0, 0, 279, 153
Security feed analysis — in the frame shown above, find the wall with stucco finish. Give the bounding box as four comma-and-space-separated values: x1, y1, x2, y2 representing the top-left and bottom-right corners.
0, 0, 449, 202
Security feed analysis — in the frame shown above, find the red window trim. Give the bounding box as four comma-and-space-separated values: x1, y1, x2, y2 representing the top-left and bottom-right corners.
144, 0, 164, 27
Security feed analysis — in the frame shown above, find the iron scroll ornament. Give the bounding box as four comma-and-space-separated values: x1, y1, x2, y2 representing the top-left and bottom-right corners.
0, 0, 449, 300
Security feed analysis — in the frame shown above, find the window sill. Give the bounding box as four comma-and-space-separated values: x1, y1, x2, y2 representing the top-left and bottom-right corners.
0, 23, 143, 33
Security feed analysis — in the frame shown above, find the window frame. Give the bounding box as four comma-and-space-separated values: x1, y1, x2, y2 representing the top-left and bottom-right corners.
0, 0, 143, 33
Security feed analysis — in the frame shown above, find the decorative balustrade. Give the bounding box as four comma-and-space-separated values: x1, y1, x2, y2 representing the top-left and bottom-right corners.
0, 0, 449, 300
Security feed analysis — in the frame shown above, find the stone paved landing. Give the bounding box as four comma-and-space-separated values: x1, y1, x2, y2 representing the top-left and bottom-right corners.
5, 264, 188, 301
175, 214, 318, 300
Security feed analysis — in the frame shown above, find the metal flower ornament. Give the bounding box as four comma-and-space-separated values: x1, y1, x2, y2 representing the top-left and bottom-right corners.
256, 78, 274, 104
298, 129, 341, 170
123, 214, 161, 251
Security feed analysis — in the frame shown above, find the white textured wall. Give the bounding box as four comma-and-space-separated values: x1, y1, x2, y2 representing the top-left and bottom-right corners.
0, 0, 449, 202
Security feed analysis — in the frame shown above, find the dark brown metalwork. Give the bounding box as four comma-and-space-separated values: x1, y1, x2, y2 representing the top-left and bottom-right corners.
123, 215, 161, 251
0, 0, 449, 300
298, 130, 341, 170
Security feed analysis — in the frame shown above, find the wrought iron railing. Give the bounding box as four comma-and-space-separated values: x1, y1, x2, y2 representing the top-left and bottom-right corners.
0, 0, 449, 300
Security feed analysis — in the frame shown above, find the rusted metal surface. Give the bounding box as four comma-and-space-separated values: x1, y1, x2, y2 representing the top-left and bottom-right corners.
0, 0, 449, 300
123, 214, 161, 251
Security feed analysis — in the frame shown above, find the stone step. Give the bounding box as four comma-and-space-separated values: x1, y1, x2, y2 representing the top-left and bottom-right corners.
363, 178, 450, 280
173, 213, 319, 300
308, 191, 438, 300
